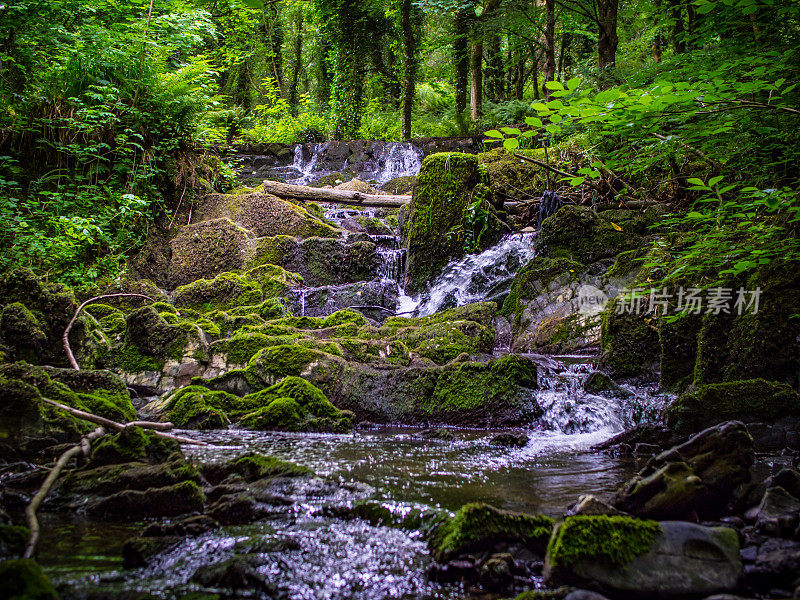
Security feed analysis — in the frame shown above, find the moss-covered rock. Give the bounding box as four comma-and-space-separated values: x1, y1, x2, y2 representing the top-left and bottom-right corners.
107, 305, 187, 373
0, 524, 29, 559
45, 367, 136, 423
88, 426, 181, 467
0, 558, 58, 600
199, 191, 340, 238
477, 147, 545, 204
168, 218, 254, 288
536, 205, 642, 265
429, 502, 554, 562
665, 379, 800, 433
59, 459, 200, 497
381, 175, 417, 195
0, 302, 48, 363
164, 386, 241, 429
250, 236, 379, 287
88, 480, 205, 520
404, 153, 502, 294
545, 515, 661, 572
245, 264, 303, 298
599, 298, 660, 379
199, 451, 311, 485
245, 344, 328, 388
173, 272, 263, 311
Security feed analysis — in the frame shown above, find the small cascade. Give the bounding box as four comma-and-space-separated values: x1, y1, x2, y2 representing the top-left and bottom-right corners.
370, 142, 423, 184
404, 233, 536, 317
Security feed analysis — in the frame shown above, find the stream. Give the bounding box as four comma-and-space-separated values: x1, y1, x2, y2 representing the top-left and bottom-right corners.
37, 142, 669, 600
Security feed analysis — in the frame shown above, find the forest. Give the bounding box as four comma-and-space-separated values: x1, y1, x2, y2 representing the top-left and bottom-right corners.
1, 0, 800, 599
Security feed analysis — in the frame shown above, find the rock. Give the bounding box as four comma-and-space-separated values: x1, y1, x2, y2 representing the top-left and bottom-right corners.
205, 493, 263, 525
666, 379, 800, 435
88, 480, 205, 520
87, 426, 181, 467
544, 517, 740, 597
122, 536, 182, 568
593, 424, 675, 455
173, 272, 264, 311
536, 205, 642, 265
564, 591, 612, 600
420, 427, 455, 441
167, 218, 254, 287
751, 486, 800, 537
191, 556, 275, 594
613, 421, 754, 520
283, 279, 399, 319
582, 372, 633, 397
564, 495, 620, 517
141, 515, 219, 538
0, 558, 58, 600
489, 432, 529, 448
199, 451, 311, 485
0, 524, 29, 559
429, 502, 554, 563
198, 191, 340, 238
404, 152, 502, 294
250, 235, 379, 287
743, 537, 800, 591
0, 302, 47, 363
381, 175, 417, 195
58, 458, 198, 497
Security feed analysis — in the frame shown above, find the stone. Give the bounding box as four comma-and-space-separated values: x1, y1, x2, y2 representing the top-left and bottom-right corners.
544, 518, 741, 598
0, 558, 58, 600
743, 537, 800, 590
613, 421, 755, 520
564, 495, 619, 518
191, 555, 274, 593
489, 432, 529, 448
752, 486, 800, 537
88, 481, 204, 520
122, 536, 182, 568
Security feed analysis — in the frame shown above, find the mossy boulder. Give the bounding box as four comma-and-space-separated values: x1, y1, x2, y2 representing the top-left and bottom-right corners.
0, 268, 78, 366
544, 518, 740, 598
500, 257, 587, 322
108, 305, 187, 373
245, 344, 328, 388
199, 191, 340, 238
665, 379, 800, 434
174, 272, 263, 311
239, 377, 351, 432
477, 147, 545, 204
0, 558, 58, 600
536, 205, 642, 265
59, 459, 200, 497
245, 264, 303, 298
251, 235, 379, 287
88, 426, 181, 467
404, 152, 502, 294
599, 298, 660, 379
168, 218, 254, 288
429, 502, 554, 562
164, 386, 241, 429
0, 524, 29, 559
199, 451, 311, 485
88, 480, 205, 520
44, 367, 136, 423
381, 175, 417, 195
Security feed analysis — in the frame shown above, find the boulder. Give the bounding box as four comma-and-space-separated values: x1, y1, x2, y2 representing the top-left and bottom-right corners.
429, 502, 554, 563
742, 537, 800, 591
665, 379, 800, 435
750, 485, 800, 537
404, 152, 502, 294
88, 480, 204, 520
122, 536, 182, 568
544, 517, 741, 598
173, 272, 264, 311
613, 421, 754, 520
489, 432, 529, 448
0, 524, 29, 559
0, 558, 58, 600
198, 191, 340, 238
167, 218, 254, 287
191, 555, 274, 594
564, 495, 620, 517
199, 452, 311, 485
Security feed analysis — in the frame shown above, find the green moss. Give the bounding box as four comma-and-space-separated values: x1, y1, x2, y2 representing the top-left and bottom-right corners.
546, 515, 661, 569
121, 305, 186, 360
500, 257, 586, 321
323, 310, 367, 328
0, 558, 58, 600
98, 311, 127, 336
405, 153, 493, 293
240, 397, 304, 431
665, 378, 800, 433
245, 264, 303, 298
174, 272, 263, 312
200, 451, 311, 484
536, 205, 642, 265
0, 302, 47, 362
0, 525, 29, 558
429, 502, 554, 562
355, 216, 392, 235
109, 344, 164, 372
244, 376, 338, 418
246, 344, 327, 388
599, 300, 660, 378
164, 386, 242, 429
89, 426, 181, 467
606, 247, 647, 280
423, 355, 538, 414
381, 175, 417, 195
477, 147, 545, 203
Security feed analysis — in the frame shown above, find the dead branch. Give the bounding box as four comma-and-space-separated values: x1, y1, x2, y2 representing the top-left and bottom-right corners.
63, 293, 154, 370
24, 427, 106, 558
261, 180, 411, 207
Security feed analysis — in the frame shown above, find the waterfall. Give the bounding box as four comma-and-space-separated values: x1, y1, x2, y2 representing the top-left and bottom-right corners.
402, 233, 536, 317
372, 142, 423, 184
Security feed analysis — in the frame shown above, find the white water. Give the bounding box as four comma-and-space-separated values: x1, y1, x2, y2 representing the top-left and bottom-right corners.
400, 233, 536, 317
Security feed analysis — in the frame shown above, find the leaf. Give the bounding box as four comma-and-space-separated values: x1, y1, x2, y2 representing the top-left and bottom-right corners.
686, 177, 706, 186
569, 177, 586, 186
502, 138, 520, 151
609, 221, 624, 231
239, 0, 265, 8
484, 130, 504, 139
525, 117, 543, 128
687, 212, 705, 219
566, 77, 581, 90
545, 81, 564, 91
501, 127, 521, 135
708, 176, 724, 187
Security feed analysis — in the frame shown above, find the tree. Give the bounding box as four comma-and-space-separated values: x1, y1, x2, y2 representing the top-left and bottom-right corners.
401, 0, 423, 139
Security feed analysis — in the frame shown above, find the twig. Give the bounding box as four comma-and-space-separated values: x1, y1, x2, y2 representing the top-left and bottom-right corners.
41, 397, 209, 446
651, 133, 723, 171
24, 427, 106, 558
513, 152, 586, 182
63, 293, 154, 370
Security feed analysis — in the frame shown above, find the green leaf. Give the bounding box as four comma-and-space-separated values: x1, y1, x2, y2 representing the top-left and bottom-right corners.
503, 138, 520, 151
686, 177, 706, 186
545, 81, 564, 91
525, 116, 543, 128
239, 0, 265, 8
708, 176, 724, 187
484, 130, 504, 139
569, 177, 586, 186
501, 127, 521, 135
566, 77, 581, 90
549, 114, 563, 123
687, 211, 705, 219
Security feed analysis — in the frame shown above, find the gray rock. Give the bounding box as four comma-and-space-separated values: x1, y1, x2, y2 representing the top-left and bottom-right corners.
752, 486, 800, 537
564, 591, 612, 600
564, 495, 620, 517
546, 521, 741, 598
743, 537, 800, 590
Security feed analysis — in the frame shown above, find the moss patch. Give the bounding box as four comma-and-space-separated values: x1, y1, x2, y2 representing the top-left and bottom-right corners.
429, 502, 554, 562
174, 272, 263, 311
0, 558, 58, 600
546, 515, 661, 569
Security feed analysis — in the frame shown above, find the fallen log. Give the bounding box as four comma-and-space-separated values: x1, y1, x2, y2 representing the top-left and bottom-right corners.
24, 426, 106, 558
261, 180, 411, 207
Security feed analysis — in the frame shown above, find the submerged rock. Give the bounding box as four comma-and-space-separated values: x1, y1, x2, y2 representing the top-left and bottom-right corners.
489, 432, 529, 448
0, 558, 58, 600
88, 480, 205, 520
544, 517, 740, 598
613, 421, 754, 520
191, 555, 275, 595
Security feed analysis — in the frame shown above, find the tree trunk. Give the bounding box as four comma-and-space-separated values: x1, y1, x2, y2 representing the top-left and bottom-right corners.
531, 48, 540, 100
557, 33, 571, 79
485, 34, 503, 101
669, 0, 686, 53
454, 7, 471, 116
266, 6, 285, 96
514, 50, 525, 100
470, 40, 483, 120
401, 0, 420, 139
597, 0, 619, 82
261, 180, 411, 207
288, 12, 304, 116
543, 0, 556, 99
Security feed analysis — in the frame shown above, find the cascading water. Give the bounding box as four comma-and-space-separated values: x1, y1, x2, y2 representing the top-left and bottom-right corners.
400, 233, 536, 317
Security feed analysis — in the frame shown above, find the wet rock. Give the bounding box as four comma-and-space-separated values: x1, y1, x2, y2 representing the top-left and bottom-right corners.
88, 481, 205, 520
742, 537, 800, 591
563, 591, 613, 600
544, 517, 741, 598
489, 432, 529, 448
205, 493, 261, 525
613, 421, 754, 520
564, 495, 620, 518
141, 515, 219, 538
594, 424, 675, 456
429, 502, 553, 563
420, 427, 455, 441
284, 279, 399, 319
381, 175, 416, 194
749, 486, 800, 537
666, 379, 800, 435
0, 524, 29, 559
122, 536, 182, 568
582, 372, 633, 397
191, 555, 275, 594
199, 452, 312, 485
58, 459, 199, 497
0, 558, 58, 600
86, 426, 181, 468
